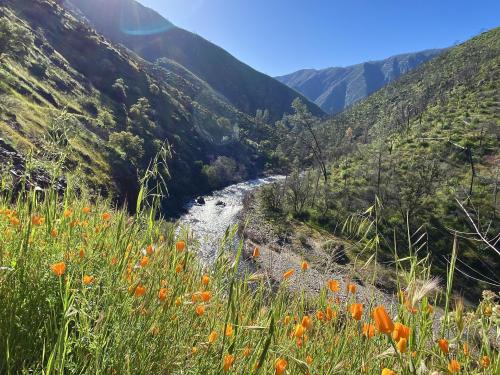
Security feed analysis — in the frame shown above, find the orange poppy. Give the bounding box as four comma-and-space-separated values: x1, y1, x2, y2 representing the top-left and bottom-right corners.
200, 291, 212, 302
202, 274, 210, 286
79, 249, 85, 259
481, 356, 490, 368
349, 303, 363, 320
326, 306, 336, 320
225, 323, 233, 336
381, 369, 395, 375
301, 261, 309, 271
448, 359, 460, 373
175, 297, 182, 306
102, 212, 111, 221
283, 315, 291, 325
306, 355, 313, 365
82, 207, 91, 214
63, 209, 73, 218
294, 324, 305, 338
50, 228, 58, 238
438, 339, 449, 353
372, 306, 394, 334
316, 310, 325, 321
176, 240, 186, 252
146, 245, 154, 255
195, 305, 205, 316
158, 288, 168, 301
32, 215, 45, 226
347, 283, 356, 294
327, 279, 340, 292
283, 269, 295, 279
208, 331, 218, 343
392, 322, 411, 341
301, 315, 312, 329
253, 246, 260, 257
223, 354, 234, 371
463, 343, 469, 356
275, 358, 287, 375
134, 284, 146, 297
243, 347, 251, 357
362, 323, 375, 338
83, 275, 94, 285
175, 263, 183, 273
140, 256, 149, 267
397, 338, 407, 353
51, 262, 66, 277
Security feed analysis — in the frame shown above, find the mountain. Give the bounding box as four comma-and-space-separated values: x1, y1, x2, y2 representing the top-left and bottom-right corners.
276, 49, 444, 114
0, 0, 278, 211
66, 0, 325, 121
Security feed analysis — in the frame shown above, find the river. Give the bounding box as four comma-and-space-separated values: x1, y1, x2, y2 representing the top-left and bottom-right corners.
178, 175, 284, 264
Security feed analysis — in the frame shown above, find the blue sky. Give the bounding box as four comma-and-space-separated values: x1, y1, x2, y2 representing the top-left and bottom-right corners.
139, 0, 499, 76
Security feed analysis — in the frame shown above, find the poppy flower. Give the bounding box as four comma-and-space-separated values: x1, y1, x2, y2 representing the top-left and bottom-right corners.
208, 331, 218, 343
301, 261, 309, 271
253, 246, 260, 257
275, 358, 287, 375
175, 297, 182, 306
462, 343, 469, 356
63, 209, 73, 218
243, 347, 251, 357
134, 285, 146, 297
191, 346, 198, 355
175, 263, 183, 273
448, 359, 460, 373
140, 256, 149, 267
372, 306, 394, 334
146, 245, 154, 255
381, 369, 395, 375
201, 274, 210, 286
195, 305, 205, 316
316, 310, 325, 321
283, 315, 291, 324
347, 283, 356, 294
176, 240, 186, 252
225, 323, 233, 336
349, 303, 363, 320
438, 339, 449, 353
9, 217, 20, 226
294, 324, 305, 338
326, 306, 336, 320
32, 215, 45, 226
362, 323, 375, 338
82, 207, 91, 214
301, 315, 312, 329
158, 288, 168, 301
51, 262, 66, 277
392, 322, 411, 341
83, 275, 94, 285
50, 228, 58, 238
397, 338, 407, 353
306, 355, 313, 365
200, 291, 212, 302
283, 269, 295, 279
79, 249, 85, 259
481, 356, 490, 368
102, 212, 111, 221
223, 354, 234, 371
328, 279, 340, 292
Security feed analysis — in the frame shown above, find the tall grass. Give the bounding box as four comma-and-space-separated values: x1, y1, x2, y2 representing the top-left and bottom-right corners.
0, 179, 498, 374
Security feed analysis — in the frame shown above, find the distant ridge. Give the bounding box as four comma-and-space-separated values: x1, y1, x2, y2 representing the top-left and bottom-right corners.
276, 49, 444, 114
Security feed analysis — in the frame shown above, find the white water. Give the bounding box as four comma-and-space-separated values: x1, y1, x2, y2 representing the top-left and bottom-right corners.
178, 175, 284, 264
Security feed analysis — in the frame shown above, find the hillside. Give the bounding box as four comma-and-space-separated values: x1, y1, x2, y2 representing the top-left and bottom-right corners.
264, 28, 499, 299
0, 0, 272, 211
276, 49, 444, 114
67, 0, 325, 121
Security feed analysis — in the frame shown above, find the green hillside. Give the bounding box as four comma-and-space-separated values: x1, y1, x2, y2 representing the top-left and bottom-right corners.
262, 28, 500, 299
68, 0, 325, 121
0, 0, 272, 211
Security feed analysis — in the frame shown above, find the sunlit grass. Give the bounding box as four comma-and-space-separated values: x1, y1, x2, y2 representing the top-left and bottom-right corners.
0, 184, 498, 374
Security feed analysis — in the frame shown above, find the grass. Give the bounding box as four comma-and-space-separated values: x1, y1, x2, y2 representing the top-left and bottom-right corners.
0, 178, 498, 374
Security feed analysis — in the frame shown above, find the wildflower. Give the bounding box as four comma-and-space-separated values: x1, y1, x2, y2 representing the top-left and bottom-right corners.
372, 306, 394, 334
448, 359, 460, 373
283, 269, 295, 279
191, 346, 198, 355
208, 331, 218, 343
32, 215, 45, 226
63, 209, 73, 218
202, 274, 210, 286
243, 347, 251, 357
102, 212, 111, 221
175, 297, 182, 306
175, 263, 183, 273
146, 245, 154, 255
79, 249, 85, 259
158, 288, 168, 301
328, 279, 340, 292
283, 315, 291, 324
316, 310, 325, 321
301, 315, 312, 329
326, 306, 336, 320
110, 256, 118, 266
225, 323, 233, 336
347, 283, 356, 294
438, 339, 449, 354
392, 322, 411, 341
50, 228, 58, 237
349, 303, 363, 320
223, 354, 234, 371
362, 323, 375, 338
294, 324, 305, 338
463, 343, 469, 356
140, 256, 149, 267
301, 261, 309, 271
83, 275, 94, 285
397, 338, 407, 353
82, 207, 91, 214
306, 355, 313, 365
381, 369, 395, 375
176, 240, 186, 252
9, 217, 20, 226
51, 262, 66, 277
195, 305, 205, 316
481, 356, 490, 368
253, 246, 260, 257
275, 358, 287, 375
200, 291, 212, 302
134, 284, 146, 297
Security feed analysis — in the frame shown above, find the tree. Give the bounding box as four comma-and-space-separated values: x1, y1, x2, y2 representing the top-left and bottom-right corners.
111, 78, 128, 102
109, 131, 145, 166
129, 97, 156, 134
